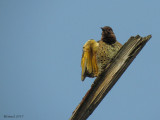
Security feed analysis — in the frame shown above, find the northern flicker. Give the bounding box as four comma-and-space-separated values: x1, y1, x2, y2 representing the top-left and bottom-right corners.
81, 26, 122, 81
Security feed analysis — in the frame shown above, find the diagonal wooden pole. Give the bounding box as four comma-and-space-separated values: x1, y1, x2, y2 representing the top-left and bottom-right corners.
69, 35, 152, 120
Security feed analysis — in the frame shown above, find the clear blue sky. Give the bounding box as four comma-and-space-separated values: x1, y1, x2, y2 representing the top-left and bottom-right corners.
0, 0, 160, 120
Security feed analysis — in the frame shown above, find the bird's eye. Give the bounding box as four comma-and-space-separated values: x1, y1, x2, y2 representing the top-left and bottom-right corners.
109, 28, 112, 31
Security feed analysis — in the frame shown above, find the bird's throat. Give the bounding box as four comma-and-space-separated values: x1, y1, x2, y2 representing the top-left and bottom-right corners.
102, 37, 116, 45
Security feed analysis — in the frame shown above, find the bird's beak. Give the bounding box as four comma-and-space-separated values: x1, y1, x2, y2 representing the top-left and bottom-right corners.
101, 27, 105, 31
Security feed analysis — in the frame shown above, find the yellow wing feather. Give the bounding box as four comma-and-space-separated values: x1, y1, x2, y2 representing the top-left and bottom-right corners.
81, 39, 99, 81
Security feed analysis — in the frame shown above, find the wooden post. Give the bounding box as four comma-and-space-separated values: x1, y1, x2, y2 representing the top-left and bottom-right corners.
69, 35, 152, 120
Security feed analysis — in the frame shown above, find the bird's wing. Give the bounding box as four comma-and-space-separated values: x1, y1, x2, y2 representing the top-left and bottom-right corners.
81, 39, 99, 81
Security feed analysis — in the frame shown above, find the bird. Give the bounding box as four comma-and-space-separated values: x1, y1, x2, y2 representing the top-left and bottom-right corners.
81, 26, 122, 81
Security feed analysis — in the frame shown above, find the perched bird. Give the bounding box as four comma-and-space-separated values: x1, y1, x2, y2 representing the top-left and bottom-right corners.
81, 26, 122, 81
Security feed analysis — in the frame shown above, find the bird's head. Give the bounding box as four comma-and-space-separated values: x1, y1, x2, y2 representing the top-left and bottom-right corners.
101, 26, 116, 44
